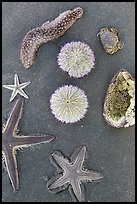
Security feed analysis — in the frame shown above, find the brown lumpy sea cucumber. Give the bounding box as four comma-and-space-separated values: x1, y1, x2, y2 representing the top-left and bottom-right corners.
20, 7, 84, 69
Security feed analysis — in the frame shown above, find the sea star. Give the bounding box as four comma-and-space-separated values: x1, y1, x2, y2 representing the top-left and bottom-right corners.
20, 7, 83, 68
47, 145, 103, 202
3, 74, 30, 102
2, 97, 55, 191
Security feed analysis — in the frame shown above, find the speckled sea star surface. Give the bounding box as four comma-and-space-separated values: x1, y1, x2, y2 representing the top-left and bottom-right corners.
47, 145, 103, 202
20, 7, 83, 69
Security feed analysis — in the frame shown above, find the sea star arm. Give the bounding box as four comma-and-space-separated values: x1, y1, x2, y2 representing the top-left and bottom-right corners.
48, 174, 68, 190
16, 88, 29, 99
19, 81, 31, 89
3, 84, 16, 90
14, 74, 20, 86
3, 98, 23, 135
2, 148, 19, 191
52, 151, 71, 171
81, 169, 103, 182
13, 135, 55, 147
73, 145, 87, 169
71, 179, 83, 202
10, 89, 18, 102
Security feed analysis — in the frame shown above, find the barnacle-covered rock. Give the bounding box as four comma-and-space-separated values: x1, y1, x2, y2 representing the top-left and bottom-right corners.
103, 69, 135, 128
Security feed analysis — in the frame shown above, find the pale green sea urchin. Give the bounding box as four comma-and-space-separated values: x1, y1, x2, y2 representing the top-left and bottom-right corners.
50, 85, 88, 123
57, 42, 95, 78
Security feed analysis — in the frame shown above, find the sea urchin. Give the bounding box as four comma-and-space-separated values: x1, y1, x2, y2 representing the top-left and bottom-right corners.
57, 42, 95, 78
50, 85, 88, 123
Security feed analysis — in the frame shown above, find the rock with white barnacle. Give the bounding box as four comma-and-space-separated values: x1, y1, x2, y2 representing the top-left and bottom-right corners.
103, 69, 135, 128
97, 27, 123, 54
20, 7, 84, 69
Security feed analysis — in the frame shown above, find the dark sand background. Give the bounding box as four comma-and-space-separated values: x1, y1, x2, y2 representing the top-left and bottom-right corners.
2, 2, 135, 202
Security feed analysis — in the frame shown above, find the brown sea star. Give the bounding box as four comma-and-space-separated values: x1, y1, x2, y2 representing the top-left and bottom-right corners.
47, 145, 103, 202
2, 97, 55, 191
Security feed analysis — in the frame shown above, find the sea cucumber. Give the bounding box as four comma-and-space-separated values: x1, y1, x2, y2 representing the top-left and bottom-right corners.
20, 7, 84, 68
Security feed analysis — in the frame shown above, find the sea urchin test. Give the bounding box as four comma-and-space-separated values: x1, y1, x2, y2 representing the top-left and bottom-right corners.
103, 69, 135, 128
57, 41, 95, 78
20, 7, 83, 68
50, 85, 88, 123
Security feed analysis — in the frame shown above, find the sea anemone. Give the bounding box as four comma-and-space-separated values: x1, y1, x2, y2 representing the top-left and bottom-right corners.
57, 42, 95, 78
50, 85, 88, 123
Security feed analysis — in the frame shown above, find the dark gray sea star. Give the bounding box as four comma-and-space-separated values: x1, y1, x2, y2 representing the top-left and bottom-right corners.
47, 145, 103, 202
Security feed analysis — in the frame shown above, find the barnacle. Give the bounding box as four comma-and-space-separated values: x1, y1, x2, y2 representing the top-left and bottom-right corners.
103, 69, 135, 128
